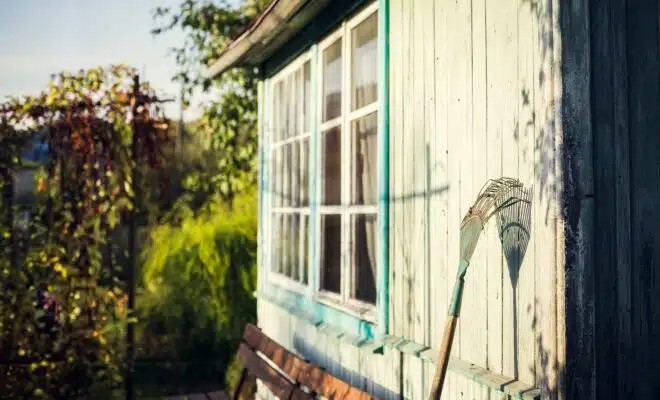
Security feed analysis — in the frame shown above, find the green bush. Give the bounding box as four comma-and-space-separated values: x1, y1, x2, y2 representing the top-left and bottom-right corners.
137, 189, 258, 390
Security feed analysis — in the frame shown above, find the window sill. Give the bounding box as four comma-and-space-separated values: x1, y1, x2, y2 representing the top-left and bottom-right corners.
254, 285, 383, 352
314, 291, 377, 323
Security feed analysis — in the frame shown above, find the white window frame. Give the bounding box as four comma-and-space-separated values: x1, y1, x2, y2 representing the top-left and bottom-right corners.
267, 50, 313, 294
264, 1, 381, 323
315, 1, 380, 321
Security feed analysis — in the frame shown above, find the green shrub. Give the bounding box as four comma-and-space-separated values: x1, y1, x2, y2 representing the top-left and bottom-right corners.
137, 189, 258, 389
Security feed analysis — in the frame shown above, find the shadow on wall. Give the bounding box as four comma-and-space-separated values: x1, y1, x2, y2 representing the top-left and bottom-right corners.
292, 334, 400, 400
496, 185, 533, 382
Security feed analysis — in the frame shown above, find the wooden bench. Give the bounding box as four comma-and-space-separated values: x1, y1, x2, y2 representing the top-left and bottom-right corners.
232, 323, 378, 400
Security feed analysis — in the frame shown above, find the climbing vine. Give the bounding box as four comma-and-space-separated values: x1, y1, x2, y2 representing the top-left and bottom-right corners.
0, 65, 170, 398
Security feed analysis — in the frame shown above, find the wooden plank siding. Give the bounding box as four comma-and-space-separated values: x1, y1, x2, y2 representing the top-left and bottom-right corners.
387, 0, 558, 396
580, 0, 660, 398
256, 0, 560, 398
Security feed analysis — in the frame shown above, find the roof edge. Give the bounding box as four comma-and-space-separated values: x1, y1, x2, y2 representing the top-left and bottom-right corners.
204, 0, 309, 79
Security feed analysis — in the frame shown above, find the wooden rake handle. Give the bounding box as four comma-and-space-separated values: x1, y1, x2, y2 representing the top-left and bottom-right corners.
428, 315, 459, 400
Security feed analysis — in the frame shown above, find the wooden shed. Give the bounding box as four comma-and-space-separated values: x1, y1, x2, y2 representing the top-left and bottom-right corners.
208, 0, 660, 398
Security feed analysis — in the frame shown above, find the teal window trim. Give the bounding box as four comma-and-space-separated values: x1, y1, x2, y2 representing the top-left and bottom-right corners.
376, 0, 390, 337
257, 0, 389, 344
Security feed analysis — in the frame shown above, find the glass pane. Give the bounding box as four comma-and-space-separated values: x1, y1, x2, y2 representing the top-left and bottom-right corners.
300, 138, 309, 206
283, 144, 291, 206
291, 141, 300, 207
290, 213, 300, 281
303, 61, 311, 132
351, 12, 378, 110
273, 81, 281, 141
301, 214, 309, 285
323, 127, 342, 205
351, 213, 377, 304
278, 80, 287, 140
291, 72, 299, 136
282, 215, 289, 276
271, 214, 282, 273
323, 39, 343, 122
321, 214, 341, 294
282, 76, 290, 139
352, 112, 378, 205
274, 149, 282, 207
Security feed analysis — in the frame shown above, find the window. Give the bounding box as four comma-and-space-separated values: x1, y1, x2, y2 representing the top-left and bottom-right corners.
267, 2, 379, 319
270, 58, 312, 287
318, 6, 379, 311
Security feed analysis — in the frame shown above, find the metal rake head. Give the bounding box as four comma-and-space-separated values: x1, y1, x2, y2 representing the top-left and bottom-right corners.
461, 177, 527, 227
459, 177, 529, 263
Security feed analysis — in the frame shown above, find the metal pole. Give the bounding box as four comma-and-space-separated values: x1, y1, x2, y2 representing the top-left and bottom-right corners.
126, 74, 139, 400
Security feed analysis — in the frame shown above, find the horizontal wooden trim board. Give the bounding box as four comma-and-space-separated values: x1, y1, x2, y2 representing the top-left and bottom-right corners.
256, 291, 541, 399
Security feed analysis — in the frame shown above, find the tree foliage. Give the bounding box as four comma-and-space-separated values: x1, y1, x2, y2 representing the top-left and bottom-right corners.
152, 0, 269, 202
0, 65, 170, 398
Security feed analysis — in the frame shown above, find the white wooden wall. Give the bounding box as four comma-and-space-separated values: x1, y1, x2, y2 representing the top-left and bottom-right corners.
387, 0, 559, 396
257, 0, 560, 398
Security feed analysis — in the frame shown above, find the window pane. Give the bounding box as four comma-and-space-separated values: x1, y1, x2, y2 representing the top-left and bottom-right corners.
291, 142, 300, 206
274, 81, 282, 141
351, 213, 377, 304
290, 213, 300, 281
274, 149, 282, 207
351, 112, 378, 205
291, 72, 299, 136
301, 214, 309, 285
323, 39, 343, 121
283, 144, 291, 206
283, 76, 291, 139
303, 61, 311, 132
272, 214, 282, 273
352, 12, 378, 110
282, 215, 289, 276
321, 214, 341, 294
323, 127, 342, 205
300, 138, 309, 206
278, 80, 287, 140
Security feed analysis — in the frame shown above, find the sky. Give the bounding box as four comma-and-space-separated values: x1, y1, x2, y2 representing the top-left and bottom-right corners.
0, 0, 204, 120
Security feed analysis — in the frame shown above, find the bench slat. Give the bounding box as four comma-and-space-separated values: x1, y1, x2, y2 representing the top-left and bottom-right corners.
237, 342, 313, 400
243, 324, 377, 400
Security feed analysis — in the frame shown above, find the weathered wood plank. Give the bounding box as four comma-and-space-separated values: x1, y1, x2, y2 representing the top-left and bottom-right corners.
533, 0, 559, 397
626, 0, 660, 397
431, 0, 450, 380
422, 0, 437, 394
470, 0, 489, 377
454, 0, 477, 370
559, 0, 595, 397
589, 0, 619, 397
517, 0, 537, 387
484, 0, 504, 378
444, 0, 463, 368
609, 0, 632, 397
498, 0, 520, 382
389, 0, 403, 340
